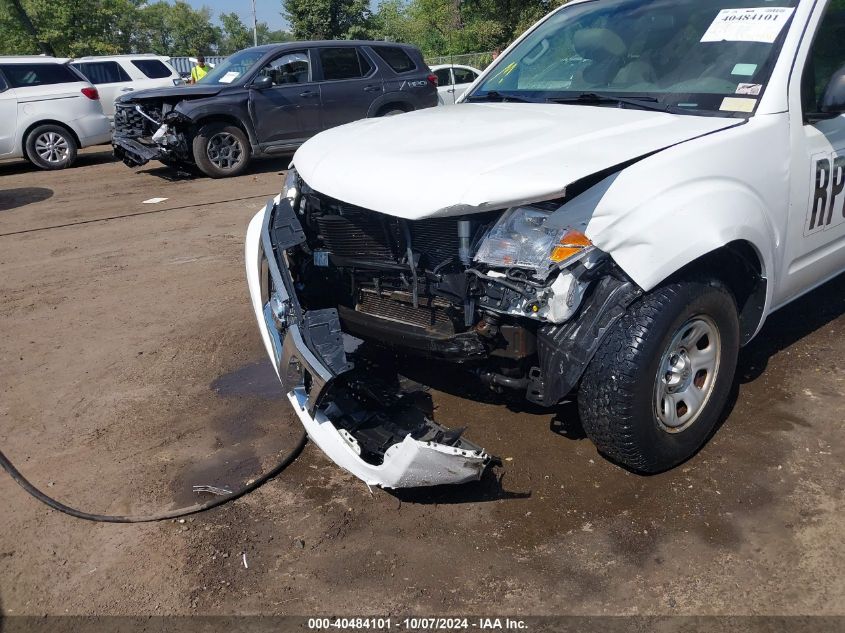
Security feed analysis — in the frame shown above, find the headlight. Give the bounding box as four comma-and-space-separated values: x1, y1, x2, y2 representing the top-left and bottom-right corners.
283, 167, 299, 203
474, 206, 592, 276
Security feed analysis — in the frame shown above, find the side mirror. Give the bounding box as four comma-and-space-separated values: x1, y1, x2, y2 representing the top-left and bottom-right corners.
252, 75, 273, 90
820, 64, 845, 115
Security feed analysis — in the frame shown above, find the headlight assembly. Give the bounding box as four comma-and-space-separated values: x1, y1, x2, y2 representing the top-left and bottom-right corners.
474, 206, 593, 277
283, 167, 299, 203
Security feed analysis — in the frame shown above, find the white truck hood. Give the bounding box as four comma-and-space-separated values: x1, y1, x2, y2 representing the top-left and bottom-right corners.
294, 103, 742, 219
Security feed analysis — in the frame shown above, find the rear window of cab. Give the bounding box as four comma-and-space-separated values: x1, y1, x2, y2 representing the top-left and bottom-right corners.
0, 63, 81, 88
372, 46, 417, 73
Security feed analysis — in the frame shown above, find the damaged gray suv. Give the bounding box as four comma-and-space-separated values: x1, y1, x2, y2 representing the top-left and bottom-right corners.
113, 41, 437, 178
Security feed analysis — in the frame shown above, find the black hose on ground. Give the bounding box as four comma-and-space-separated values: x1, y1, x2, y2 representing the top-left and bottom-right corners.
0, 429, 308, 523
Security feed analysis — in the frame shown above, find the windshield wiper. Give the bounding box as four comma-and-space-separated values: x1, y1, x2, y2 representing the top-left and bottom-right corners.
466, 91, 535, 104
548, 93, 674, 113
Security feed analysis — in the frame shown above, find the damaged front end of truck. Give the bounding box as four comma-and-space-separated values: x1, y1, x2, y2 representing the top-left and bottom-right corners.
246, 167, 644, 489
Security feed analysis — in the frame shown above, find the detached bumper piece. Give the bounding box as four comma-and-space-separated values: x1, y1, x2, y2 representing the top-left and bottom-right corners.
112, 136, 161, 168
248, 198, 490, 489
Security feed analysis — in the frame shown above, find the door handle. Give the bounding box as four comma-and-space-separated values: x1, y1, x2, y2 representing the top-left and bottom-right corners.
121, 87, 134, 92
299, 90, 318, 98
364, 85, 381, 92
447, 88, 456, 93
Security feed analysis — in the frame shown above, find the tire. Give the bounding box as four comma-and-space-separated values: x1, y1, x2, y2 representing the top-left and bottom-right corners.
25, 124, 78, 170
578, 279, 740, 474
377, 105, 409, 117
192, 123, 251, 178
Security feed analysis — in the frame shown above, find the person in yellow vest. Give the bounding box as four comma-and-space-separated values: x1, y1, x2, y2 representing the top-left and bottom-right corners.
190, 55, 209, 84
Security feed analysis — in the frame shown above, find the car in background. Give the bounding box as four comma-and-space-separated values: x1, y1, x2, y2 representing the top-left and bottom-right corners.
69, 54, 182, 119
112, 41, 438, 178
0, 56, 111, 170
431, 64, 482, 105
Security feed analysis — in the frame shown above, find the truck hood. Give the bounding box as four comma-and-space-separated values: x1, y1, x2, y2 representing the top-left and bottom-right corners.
294, 103, 742, 219
117, 84, 224, 103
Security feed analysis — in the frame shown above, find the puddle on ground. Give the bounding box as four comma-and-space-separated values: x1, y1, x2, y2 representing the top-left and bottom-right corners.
168, 444, 261, 507
210, 360, 283, 401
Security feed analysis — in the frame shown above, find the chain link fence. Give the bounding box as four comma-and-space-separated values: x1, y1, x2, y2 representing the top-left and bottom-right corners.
425, 51, 495, 70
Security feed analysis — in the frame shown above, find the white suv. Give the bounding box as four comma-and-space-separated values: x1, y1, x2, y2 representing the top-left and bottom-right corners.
70, 55, 182, 119
0, 57, 111, 170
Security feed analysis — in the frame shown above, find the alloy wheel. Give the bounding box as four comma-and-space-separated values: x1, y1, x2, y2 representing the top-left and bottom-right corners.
206, 132, 244, 170
34, 132, 70, 164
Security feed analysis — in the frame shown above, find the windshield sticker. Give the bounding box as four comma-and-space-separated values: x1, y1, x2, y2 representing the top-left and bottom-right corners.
219, 71, 240, 84
736, 83, 763, 96
732, 63, 758, 76
720, 97, 756, 113
701, 7, 795, 44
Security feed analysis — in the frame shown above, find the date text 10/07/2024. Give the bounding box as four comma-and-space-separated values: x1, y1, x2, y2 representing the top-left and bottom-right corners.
307, 618, 529, 630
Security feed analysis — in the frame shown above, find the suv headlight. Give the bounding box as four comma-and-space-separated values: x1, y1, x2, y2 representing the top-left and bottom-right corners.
474, 206, 593, 277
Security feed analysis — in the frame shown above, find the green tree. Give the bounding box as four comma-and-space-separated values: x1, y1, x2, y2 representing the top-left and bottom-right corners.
282, 0, 372, 40
219, 11, 253, 53
370, 0, 566, 57
371, 0, 411, 43
257, 23, 295, 45
0, 0, 222, 57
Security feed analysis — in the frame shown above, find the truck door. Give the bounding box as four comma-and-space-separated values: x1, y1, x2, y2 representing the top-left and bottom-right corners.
250, 50, 322, 146
0, 73, 17, 156
781, 0, 845, 305
316, 46, 382, 130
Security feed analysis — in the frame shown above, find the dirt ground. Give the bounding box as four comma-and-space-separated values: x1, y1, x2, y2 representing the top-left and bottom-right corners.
0, 148, 843, 618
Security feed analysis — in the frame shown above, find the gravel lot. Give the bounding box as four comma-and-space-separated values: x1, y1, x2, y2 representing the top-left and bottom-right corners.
0, 148, 843, 618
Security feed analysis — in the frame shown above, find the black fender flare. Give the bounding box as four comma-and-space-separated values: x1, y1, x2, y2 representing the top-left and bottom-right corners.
366, 93, 418, 117
529, 271, 643, 407
174, 100, 260, 150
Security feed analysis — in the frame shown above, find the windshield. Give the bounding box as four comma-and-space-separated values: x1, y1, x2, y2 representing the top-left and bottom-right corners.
198, 49, 265, 85
470, 0, 799, 116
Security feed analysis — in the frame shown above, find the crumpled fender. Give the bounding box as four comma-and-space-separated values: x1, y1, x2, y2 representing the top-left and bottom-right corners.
548, 114, 789, 339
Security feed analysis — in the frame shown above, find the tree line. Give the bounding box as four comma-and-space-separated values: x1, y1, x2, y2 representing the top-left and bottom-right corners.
0, 0, 292, 57
1, 0, 567, 59
284, 0, 567, 57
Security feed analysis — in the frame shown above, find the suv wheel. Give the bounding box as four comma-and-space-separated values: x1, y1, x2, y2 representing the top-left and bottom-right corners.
193, 123, 251, 178
377, 105, 409, 117
25, 125, 78, 170
578, 279, 740, 473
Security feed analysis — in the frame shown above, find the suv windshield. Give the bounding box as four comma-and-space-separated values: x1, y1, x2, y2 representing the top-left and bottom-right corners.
198, 49, 265, 85
470, 0, 799, 116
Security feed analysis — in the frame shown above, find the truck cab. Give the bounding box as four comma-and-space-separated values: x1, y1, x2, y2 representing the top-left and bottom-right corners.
246, 0, 845, 488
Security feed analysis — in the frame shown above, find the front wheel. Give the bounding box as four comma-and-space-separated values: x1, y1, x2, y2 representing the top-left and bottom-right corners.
578, 279, 740, 473
192, 123, 251, 178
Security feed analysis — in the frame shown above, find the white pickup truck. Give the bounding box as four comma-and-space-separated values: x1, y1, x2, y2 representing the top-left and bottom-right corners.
246, 0, 845, 488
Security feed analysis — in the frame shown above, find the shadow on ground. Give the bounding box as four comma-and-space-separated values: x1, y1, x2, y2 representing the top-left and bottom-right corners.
0, 188, 53, 212
138, 155, 294, 181
737, 272, 845, 382
0, 148, 115, 177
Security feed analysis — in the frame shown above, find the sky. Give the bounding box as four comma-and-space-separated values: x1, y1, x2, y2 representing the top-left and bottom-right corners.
192, 0, 287, 31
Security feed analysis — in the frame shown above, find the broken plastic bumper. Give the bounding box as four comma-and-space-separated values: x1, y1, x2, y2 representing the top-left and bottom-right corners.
245, 198, 489, 489
112, 136, 162, 167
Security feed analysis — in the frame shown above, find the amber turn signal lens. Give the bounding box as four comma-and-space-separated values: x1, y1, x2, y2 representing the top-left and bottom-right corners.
550, 230, 592, 263
561, 230, 592, 247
